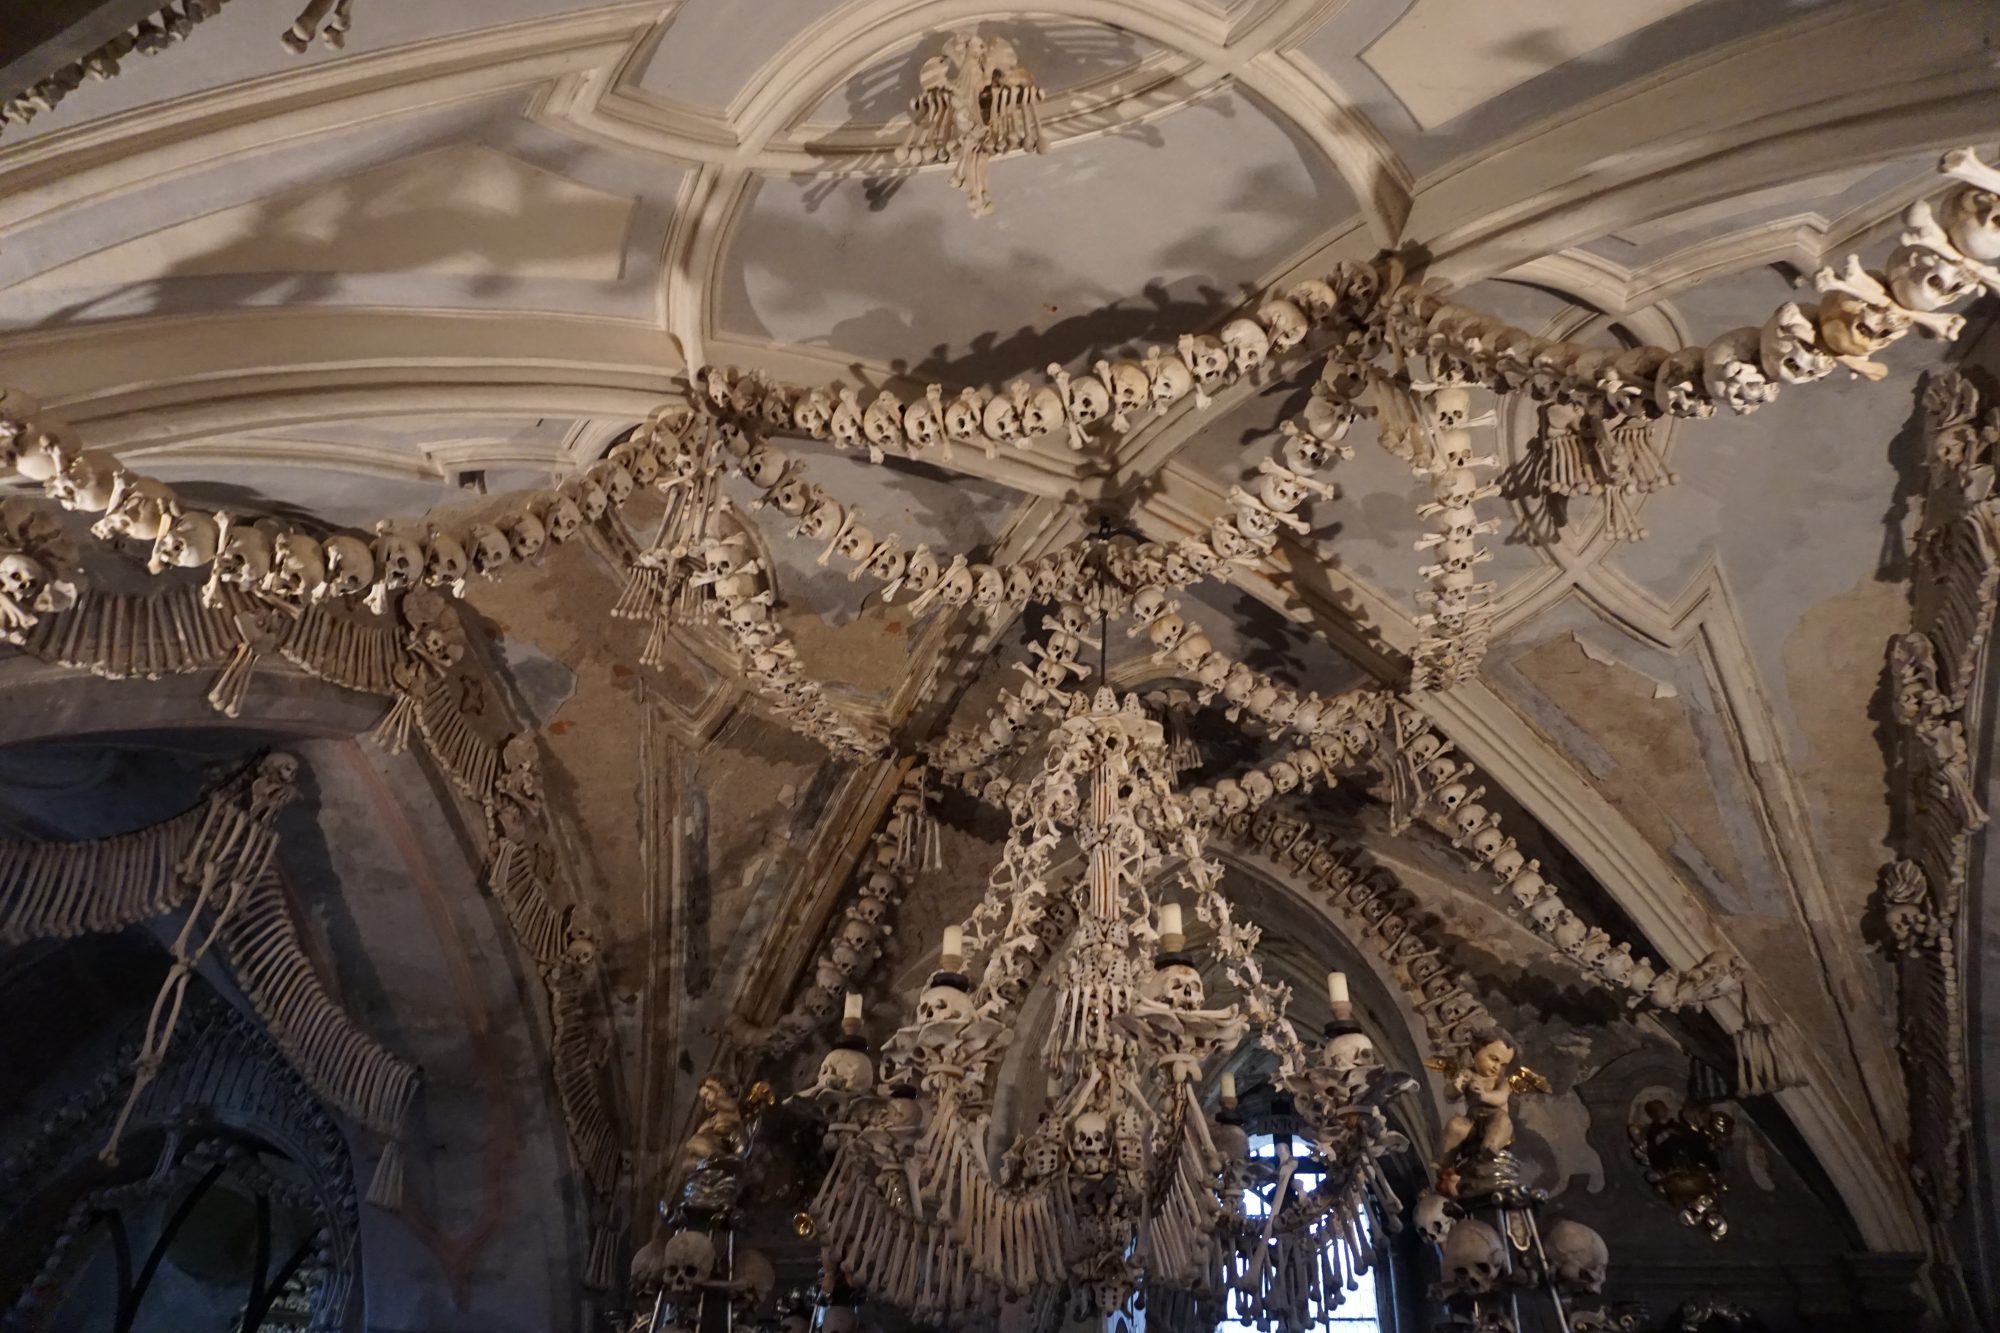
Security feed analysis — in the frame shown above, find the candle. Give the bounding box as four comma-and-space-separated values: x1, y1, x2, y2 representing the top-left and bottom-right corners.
1326, 971, 1350, 1006
1160, 903, 1183, 938
941, 925, 964, 968
1219, 1071, 1237, 1102
843, 991, 863, 1023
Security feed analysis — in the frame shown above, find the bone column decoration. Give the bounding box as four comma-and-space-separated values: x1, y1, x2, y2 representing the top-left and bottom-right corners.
898, 32, 1045, 217
797, 687, 1413, 1327
0, 1, 238, 134
1401, 377, 1501, 690
1872, 369, 1999, 1219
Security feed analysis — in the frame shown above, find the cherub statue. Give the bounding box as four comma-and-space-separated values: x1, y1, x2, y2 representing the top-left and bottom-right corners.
671, 1076, 759, 1212
1438, 1034, 1518, 1164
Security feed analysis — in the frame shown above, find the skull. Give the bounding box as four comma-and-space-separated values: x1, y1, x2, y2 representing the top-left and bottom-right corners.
659, 1228, 716, 1297
1143, 344, 1194, 412
0, 552, 46, 609
1887, 243, 1977, 313
1256, 295, 1309, 350
792, 388, 833, 438
1544, 1219, 1608, 1295
1412, 1191, 1460, 1245
829, 390, 866, 451
322, 534, 375, 599
587, 458, 634, 509
942, 388, 985, 445
466, 523, 511, 578
863, 389, 905, 453
1219, 317, 1272, 377
542, 493, 584, 544
981, 387, 1022, 442
1148, 962, 1203, 1010
1056, 365, 1110, 431
1289, 278, 1338, 321
371, 527, 423, 594
1069, 1110, 1112, 1178
1268, 760, 1300, 794
1326, 1032, 1375, 1073
1095, 359, 1151, 429
1942, 182, 2000, 261
47, 449, 120, 511
149, 510, 220, 574
1817, 291, 1911, 357
917, 984, 973, 1027
423, 529, 469, 590
1240, 770, 1275, 807
562, 474, 607, 522
1652, 347, 1713, 418
808, 1046, 874, 1098
1441, 1217, 1504, 1296
1178, 332, 1230, 384
213, 518, 276, 589
1019, 383, 1066, 438
609, 437, 660, 487
1757, 303, 1834, 384
903, 393, 943, 453
502, 509, 547, 562
90, 475, 177, 543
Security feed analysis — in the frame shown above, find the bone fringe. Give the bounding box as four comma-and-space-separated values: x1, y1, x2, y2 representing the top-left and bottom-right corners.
281, 602, 399, 695
487, 843, 568, 968
369, 690, 419, 754
415, 674, 499, 800
548, 959, 623, 1195
17, 583, 242, 678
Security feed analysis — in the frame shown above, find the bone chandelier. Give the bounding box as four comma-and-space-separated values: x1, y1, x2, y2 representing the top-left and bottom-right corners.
797, 646, 1416, 1329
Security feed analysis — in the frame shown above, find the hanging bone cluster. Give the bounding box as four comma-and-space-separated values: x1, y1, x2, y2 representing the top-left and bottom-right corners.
1408, 382, 1501, 688
1, 1, 230, 133
897, 32, 1046, 216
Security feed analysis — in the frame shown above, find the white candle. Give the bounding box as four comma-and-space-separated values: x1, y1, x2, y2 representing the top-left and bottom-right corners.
941, 925, 964, 965
843, 991, 863, 1023
1220, 1071, 1237, 1102
1327, 971, 1350, 1006
1160, 903, 1183, 938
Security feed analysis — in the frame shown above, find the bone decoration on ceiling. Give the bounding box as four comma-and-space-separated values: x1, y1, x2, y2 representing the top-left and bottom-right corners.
5, 4, 2000, 1331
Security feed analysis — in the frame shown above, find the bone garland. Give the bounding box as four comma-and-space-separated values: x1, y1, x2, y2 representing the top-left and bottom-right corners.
281, 0, 354, 52
100, 754, 296, 1166
0, 1, 234, 133
217, 865, 420, 1203
0, 765, 279, 946
1382, 150, 2000, 445
14, 580, 248, 679
691, 259, 1384, 467
547, 933, 624, 1198
0, 384, 683, 615
1871, 370, 1998, 1217
690, 505, 883, 758
1404, 381, 1501, 690
1207, 808, 1499, 1059
897, 32, 1045, 217
752, 810, 913, 1063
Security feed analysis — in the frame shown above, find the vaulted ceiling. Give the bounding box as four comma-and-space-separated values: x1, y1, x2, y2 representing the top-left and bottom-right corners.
4, 0, 2000, 1328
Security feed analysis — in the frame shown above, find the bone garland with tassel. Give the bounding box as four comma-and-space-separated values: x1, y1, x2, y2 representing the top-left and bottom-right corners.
101, 754, 297, 1166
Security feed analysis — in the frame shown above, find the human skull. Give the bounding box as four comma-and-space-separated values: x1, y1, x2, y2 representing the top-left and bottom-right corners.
609, 437, 659, 487
1019, 383, 1066, 438
0, 552, 47, 610
1056, 366, 1110, 431
917, 984, 973, 1027
1440, 1217, 1504, 1296
792, 388, 834, 438
1143, 344, 1194, 412
1095, 359, 1151, 429
1069, 1111, 1112, 1178
1178, 332, 1230, 384
322, 533, 375, 599
1757, 303, 1834, 384
500, 509, 546, 563
90, 475, 177, 543
542, 494, 584, 544
1269, 760, 1300, 794
1148, 962, 1203, 1010
1326, 1032, 1375, 1073
466, 523, 511, 578
562, 474, 607, 522
1545, 1219, 1608, 1295
864, 389, 906, 453
47, 448, 120, 511
1412, 1190, 1460, 1245
981, 388, 1022, 443
213, 518, 276, 589
810, 1046, 874, 1097
660, 1228, 716, 1297
1887, 243, 1977, 313
1652, 347, 1713, 418
903, 394, 943, 453
1256, 295, 1309, 351
149, 510, 220, 574
1219, 316, 1272, 377
422, 529, 469, 590
1289, 278, 1338, 322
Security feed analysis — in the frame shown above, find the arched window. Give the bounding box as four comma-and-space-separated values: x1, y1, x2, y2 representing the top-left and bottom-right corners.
1220, 1131, 1391, 1333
